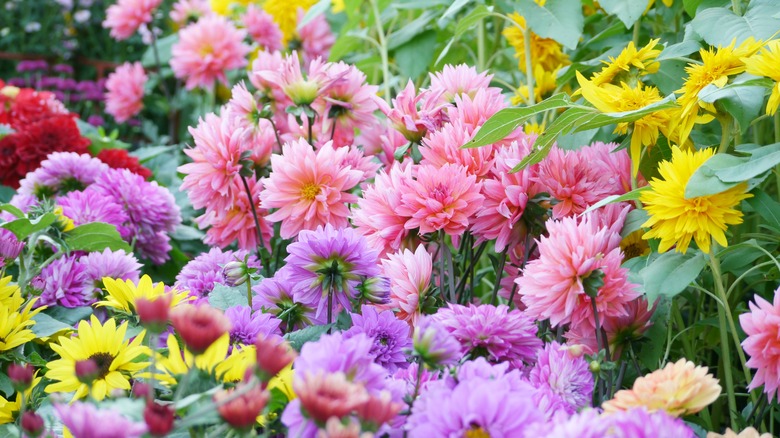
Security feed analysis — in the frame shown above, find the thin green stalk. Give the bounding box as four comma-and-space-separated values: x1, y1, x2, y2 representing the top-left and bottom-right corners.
521, 24, 535, 108
439, 231, 448, 302
239, 174, 267, 272
369, 0, 391, 104
731, 0, 742, 15
632, 18, 641, 46
246, 281, 253, 314
477, 18, 486, 71
719, 116, 733, 154
710, 253, 738, 429
490, 251, 507, 305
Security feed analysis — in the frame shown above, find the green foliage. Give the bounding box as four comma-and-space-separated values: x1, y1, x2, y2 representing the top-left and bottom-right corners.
64, 222, 132, 252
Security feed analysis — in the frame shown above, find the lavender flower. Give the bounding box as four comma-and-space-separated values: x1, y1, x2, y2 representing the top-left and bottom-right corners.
344, 305, 411, 372
16, 60, 48, 73
37, 255, 92, 308
18, 152, 109, 199
57, 189, 130, 237
53, 64, 74, 75
528, 342, 593, 418
225, 305, 282, 346
175, 248, 259, 297
251, 268, 320, 331
79, 248, 141, 299
0, 228, 24, 263
55, 402, 147, 438
537, 408, 695, 438
412, 316, 461, 368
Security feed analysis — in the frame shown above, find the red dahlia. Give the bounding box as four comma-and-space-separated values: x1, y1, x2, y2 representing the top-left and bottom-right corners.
97, 148, 153, 179
15, 115, 90, 176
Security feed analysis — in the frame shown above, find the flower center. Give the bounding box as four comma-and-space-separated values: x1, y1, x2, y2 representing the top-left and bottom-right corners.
199, 44, 214, 56
464, 424, 491, 438
301, 183, 321, 201
88, 352, 115, 379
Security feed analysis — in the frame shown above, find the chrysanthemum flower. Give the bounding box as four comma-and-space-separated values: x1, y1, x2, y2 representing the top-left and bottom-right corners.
382, 80, 445, 142
344, 305, 411, 372
378, 245, 433, 326
175, 248, 259, 297
79, 248, 141, 298
740, 287, 780, 401
57, 189, 130, 237
170, 15, 250, 90
37, 255, 93, 308
105, 62, 147, 123
502, 11, 570, 74
225, 305, 282, 346
258, 52, 331, 106
96, 148, 153, 179
55, 402, 148, 438
517, 214, 638, 328
540, 407, 694, 438
97, 275, 191, 315
103, 0, 162, 41
244, 5, 283, 52
261, 139, 362, 239
412, 317, 462, 368
640, 146, 751, 254
529, 342, 593, 416
590, 39, 661, 87
17, 152, 108, 199
45, 315, 148, 401
0, 229, 23, 264
13, 115, 91, 179
513, 64, 561, 104
284, 224, 380, 320
744, 40, 780, 115
398, 163, 484, 237
428, 63, 493, 104
603, 359, 721, 417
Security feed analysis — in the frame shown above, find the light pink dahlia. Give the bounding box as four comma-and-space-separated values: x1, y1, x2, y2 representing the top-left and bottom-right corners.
429, 64, 493, 104
249, 50, 291, 112
170, 15, 250, 90
104, 62, 147, 123
225, 82, 277, 166
257, 52, 331, 106
420, 120, 494, 179
260, 139, 362, 239
740, 287, 780, 401
383, 80, 446, 143
169, 0, 211, 27
378, 245, 433, 326
517, 214, 639, 328
445, 87, 506, 133
244, 5, 283, 52
296, 9, 335, 65
313, 61, 381, 133
355, 122, 407, 168
178, 112, 251, 213
352, 163, 415, 255
103, 0, 162, 41
398, 163, 484, 237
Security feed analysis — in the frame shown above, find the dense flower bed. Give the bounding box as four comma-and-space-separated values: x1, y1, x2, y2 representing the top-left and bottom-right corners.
1, 0, 780, 437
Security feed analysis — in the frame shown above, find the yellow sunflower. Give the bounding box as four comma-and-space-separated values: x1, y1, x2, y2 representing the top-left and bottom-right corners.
149, 334, 255, 386
264, 0, 317, 44
743, 40, 780, 116
503, 11, 570, 74
590, 39, 661, 88
640, 146, 752, 254
96, 275, 192, 315
620, 230, 651, 260
0, 375, 41, 424
45, 315, 149, 401
512, 64, 560, 105
0, 278, 44, 353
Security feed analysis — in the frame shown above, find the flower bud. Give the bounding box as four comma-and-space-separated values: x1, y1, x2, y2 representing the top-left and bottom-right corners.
21, 411, 45, 438
294, 372, 368, 424
171, 304, 232, 355
215, 385, 269, 431
136, 294, 172, 333
223, 260, 252, 287
132, 382, 152, 399
0, 228, 24, 262
75, 359, 99, 385
589, 360, 601, 373
144, 402, 175, 437
355, 391, 402, 430
8, 363, 34, 391
356, 276, 391, 305
254, 335, 296, 380
412, 317, 461, 368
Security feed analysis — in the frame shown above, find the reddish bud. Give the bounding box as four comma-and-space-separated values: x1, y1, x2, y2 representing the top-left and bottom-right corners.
74, 359, 99, 385
136, 294, 172, 333
170, 304, 231, 355
8, 363, 34, 390
132, 382, 152, 399
21, 411, 45, 437
215, 385, 269, 431
254, 335, 296, 379
294, 372, 368, 424
144, 402, 175, 437
355, 391, 402, 429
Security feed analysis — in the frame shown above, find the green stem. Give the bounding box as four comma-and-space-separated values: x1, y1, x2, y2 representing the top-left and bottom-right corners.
521, 23, 535, 108
718, 115, 733, 154
632, 18, 641, 46
246, 281, 253, 314
369, 0, 391, 104
731, 0, 742, 15
439, 231, 448, 302
477, 18, 486, 71
490, 250, 507, 305
709, 253, 738, 429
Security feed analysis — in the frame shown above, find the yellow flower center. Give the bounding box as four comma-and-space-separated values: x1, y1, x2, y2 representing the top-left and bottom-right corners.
199, 44, 214, 56
301, 183, 321, 201
464, 425, 491, 438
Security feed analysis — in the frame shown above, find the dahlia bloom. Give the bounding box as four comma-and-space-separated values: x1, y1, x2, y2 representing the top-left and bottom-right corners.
0, 229, 24, 263
355, 121, 407, 168
433, 304, 542, 368
296, 9, 335, 64
740, 287, 780, 401
252, 268, 320, 330
57, 189, 130, 237
379, 245, 433, 326
420, 120, 494, 178
170, 15, 250, 90
293, 371, 369, 423
603, 359, 721, 417
261, 140, 362, 239
344, 305, 411, 372
539, 408, 694, 438
175, 248, 259, 297
103, 0, 162, 41
169, 0, 211, 27
528, 342, 593, 416
284, 224, 381, 320
13, 118, 92, 187
225, 82, 278, 166
313, 61, 380, 133
517, 214, 639, 329
428, 64, 493, 104
383, 80, 445, 142
398, 163, 484, 237
55, 402, 147, 438
224, 305, 282, 346
412, 316, 462, 368
79, 248, 142, 298
446, 87, 506, 133
257, 52, 330, 106
105, 62, 147, 123
37, 255, 92, 308
18, 152, 108, 199
244, 5, 283, 52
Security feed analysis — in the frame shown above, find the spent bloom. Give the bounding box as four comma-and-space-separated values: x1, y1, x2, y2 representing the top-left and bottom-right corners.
103, 0, 162, 40
641, 146, 751, 254
105, 62, 147, 123
740, 287, 780, 401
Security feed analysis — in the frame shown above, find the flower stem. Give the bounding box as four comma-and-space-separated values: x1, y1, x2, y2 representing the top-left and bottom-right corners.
438, 231, 448, 302
521, 23, 535, 108
709, 253, 738, 430
369, 0, 391, 104
239, 174, 267, 270
718, 115, 733, 154
477, 18, 486, 71
490, 250, 507, 305
246, 281, 253, 313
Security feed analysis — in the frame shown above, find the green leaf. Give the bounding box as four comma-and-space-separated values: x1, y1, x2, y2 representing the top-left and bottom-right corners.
453, 5, 492, 37
515, 0, 584, 50
43, 306, 93, 326
297, 0, 331, 29
0, 204, 24, 219
437, 0, 472, 27
267, 387, 290, 412
31, 313, 74, 338
690, 0, 780, 47
698, 83, 766, 130
685, 154, 746, 198
64, 222, 131, 252
582, 187, 649, 215
598, 0, 648, 28
141, 34, 178, 68
621, 208, 650, 238
131, 145, 175, 163
208, 283, 248, 310
394, 29, 438, 78
577, 94, 678, 131
1, 213, 56, 240
284, 324, 334, 351
658, 40, 703, 61
746, 189, 780, 232
387, 10, 437, 50
716, 143, 780, 182
0, 187, 14, 204
642, 250, 708, 304
463, 93, 573, 148
0, 372, 13, 397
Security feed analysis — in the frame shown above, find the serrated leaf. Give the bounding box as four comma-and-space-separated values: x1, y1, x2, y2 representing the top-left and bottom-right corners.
599, 0, 647, 28
208, 283, 248, 310
64, 222, 131, 252
515, 0, 584, 50
642, 250, 708, 304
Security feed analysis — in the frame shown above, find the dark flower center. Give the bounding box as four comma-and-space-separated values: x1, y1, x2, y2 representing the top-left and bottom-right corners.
88, 352, 115, 379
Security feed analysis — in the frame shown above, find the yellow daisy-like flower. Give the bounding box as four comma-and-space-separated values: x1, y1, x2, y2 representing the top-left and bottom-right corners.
620, 230, 651, 260
640, 146, 752, 254
209, 0, 259, 16
45, 315, 148, 401
503, 11, 570, 74
0, 276, 23, 310
743, 40, 780, 116
674, 38, 763, 144
590, 39, 661, 88
577, 71, 671, 176
603, 358, 721, 417
150, 334, 255, 386
0, 277, 44, 353
264, 0, 316, 44
96, 275, 192, 314
512, 64, 560, 105
0, 375, 41, 424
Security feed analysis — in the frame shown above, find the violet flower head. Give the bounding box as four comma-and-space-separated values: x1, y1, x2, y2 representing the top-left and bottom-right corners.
79, 248, 142, 299
0, 228, 24, 263
284, 224, 381, 320
344, 305, 411, 372
175, 248, 259, 297
54, 64, 74, 75
37, 255, 93, 308
17, 152, 109, 199
538, 407, 694, 438
412, 316, 461, 368
55, 401, 148, 438
224, 305, 282, 346
528, 342, 593, 418
433, 303, 542, 369
57, 189, 130, 237
251, 268, 320, 331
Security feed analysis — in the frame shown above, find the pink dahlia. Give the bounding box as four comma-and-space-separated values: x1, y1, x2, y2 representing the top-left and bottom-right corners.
528, 342, 594, 416
445, 87, 506, 133
296, 9, 335, 65
378, 245, 432, 326
428, 64, 493, 104
740, 287, 780, 401
398, 163, 484, 237
170, 15, 250, 90
355, 122, 407, 168
352, 163, 415, 255
566, 296, 656, 358
260, 139, 362, 239
471, 139, 540, 252
225, 82, 276, 166
383, 80, 446, 143
536, 142, 631, 218
257, 52, 330, 106
103, 0, 162, 41
244, 6, 283, 52
169, 0, 211, 27
104, 62, 147, 123
517, 214, 639, 329
313, 61, 381, 133
249, 50, 291, 112
420, 120, 494, 179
